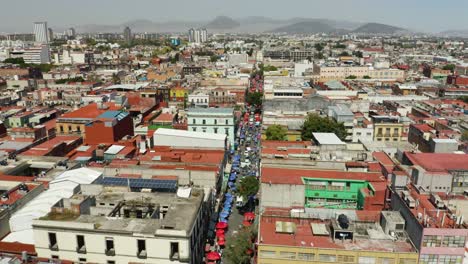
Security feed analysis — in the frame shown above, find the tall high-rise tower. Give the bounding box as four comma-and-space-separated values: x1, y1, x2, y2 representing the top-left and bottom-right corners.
188, 28, 195, 43
123, 26, 132, 45
33, 22, 49, 44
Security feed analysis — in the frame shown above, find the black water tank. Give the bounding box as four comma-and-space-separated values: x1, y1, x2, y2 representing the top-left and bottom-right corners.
338, 214, 349, 229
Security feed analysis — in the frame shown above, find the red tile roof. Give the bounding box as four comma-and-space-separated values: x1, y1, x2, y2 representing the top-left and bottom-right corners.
405, 152, 468, 172
261, 167, 385, 185
59, 103, 121, 119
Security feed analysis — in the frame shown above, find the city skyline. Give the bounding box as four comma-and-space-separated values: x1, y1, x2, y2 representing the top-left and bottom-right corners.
0, 0, 467, 33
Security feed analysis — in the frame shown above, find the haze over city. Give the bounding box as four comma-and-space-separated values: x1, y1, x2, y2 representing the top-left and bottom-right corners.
0, 0, 467, 33
1, 1, 468, 264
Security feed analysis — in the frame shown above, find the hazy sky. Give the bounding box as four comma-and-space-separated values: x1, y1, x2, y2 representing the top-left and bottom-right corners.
0, 0, 466, 33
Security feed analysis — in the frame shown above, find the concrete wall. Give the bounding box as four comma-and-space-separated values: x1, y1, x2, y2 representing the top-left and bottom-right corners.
260, 183, 305, 208
390, 190, 424, 250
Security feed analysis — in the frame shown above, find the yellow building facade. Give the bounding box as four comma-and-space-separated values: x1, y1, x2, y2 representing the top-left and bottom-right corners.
257, 244, 419, 264
373, 123, 404, 142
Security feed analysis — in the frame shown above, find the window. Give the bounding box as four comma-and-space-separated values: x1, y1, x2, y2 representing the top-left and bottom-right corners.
51, 255, 59, 260
358, 256, 376, 264
76, 235, 86, 253
192, 119, 196, 124
356, 132, 362, 136
77, 126, 81, 132
442, 236, 465, 247
137, 240, 147, 259
202, 119, 206, 125
278, 251, 296, 260
377, 128, 383, 135
419, 254, 437, 264
214, 128, 218, 134
105, 237, 115, 256
423, 235, 442, 247
59, 126, 64, 132
192, 127, 197, 132
367, 132, 372, 136
202, 129, 206, 133
259, 250, 276, 258
107, 261, 116, 264
48, 233, 58, 251
214, 119, 217, 125
78, 258, 86, 263
297, 253, 314, 261
319, 254, 336, 262
170, 242, 179, 260
337, 255, 355, 263
68, 125, 72, 131
225, 128, 229, 135
225, 119, 229, 125
379, 258, 395, 264
438, 255, 462, 264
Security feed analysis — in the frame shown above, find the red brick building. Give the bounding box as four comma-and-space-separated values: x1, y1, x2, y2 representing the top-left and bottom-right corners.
85, 111, 134, 145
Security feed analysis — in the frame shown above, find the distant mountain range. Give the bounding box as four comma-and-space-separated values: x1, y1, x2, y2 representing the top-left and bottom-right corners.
69, 16, 462, 36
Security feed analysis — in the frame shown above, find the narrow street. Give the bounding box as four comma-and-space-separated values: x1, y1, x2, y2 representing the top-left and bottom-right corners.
219, 104, 262, 264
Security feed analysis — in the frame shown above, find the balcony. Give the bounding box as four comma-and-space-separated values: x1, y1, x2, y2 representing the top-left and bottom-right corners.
105, 248, 115, 256
49, 244, 58, 251
384, 133, 391, 137
392, 133, 399, 137
137, 250, 147, 259
76, 245, 86, 254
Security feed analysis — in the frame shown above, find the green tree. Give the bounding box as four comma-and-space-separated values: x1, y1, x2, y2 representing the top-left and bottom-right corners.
210, 55, 218, 62
443, 64, 456, 72
3, 58, 25, 64
334, 43, 346, 49
247, 48, 254, 57
112, 73, 120, 84
339, 51, 350, 56
363, 75, 371, 79
353, 51, 363, 58
246, 92, 263, 106
237, 176, 259, 200
265, 125, 287, 141
458, 96, 468, 104
301, 113, 347, 141
314, 52, 324, 59
346, 75, 357, 79
314, 43, 325, 52
462, 130, 468, 142
262, 65, 277, 72
223, 228, 253, 264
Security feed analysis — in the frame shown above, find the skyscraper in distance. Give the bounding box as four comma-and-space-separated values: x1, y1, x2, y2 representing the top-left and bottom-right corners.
33, 22, 49, 44
48, 28, 53, 42
188, 28, 195, 43
123, 26, 132, 45
200, 28, 208, 43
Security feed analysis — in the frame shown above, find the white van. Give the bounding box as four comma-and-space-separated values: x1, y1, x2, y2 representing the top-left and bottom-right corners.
236, 196, 244, 207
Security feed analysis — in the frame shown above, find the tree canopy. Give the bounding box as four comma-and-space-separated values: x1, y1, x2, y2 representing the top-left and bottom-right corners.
442, 64, 456, 72
346, 75, 357, 79
301, 113, 347, 141
462, 130, 468, 142
246, 92, 263, 106
458, 96, 468, 104
265, 125, 287, 141
314, 43, 325, 52
262, 65, 277, 72
223, 227, 254, 264
237, 176, 259, 199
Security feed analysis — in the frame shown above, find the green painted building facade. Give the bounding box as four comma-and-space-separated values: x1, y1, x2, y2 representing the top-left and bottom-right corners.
303, 178, 375, 209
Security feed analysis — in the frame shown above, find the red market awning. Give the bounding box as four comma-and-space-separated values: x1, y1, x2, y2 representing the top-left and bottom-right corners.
243, 220, 252, 227
206, 251, 221, 261
216, 222, 228, 229
216, 229, 225, 236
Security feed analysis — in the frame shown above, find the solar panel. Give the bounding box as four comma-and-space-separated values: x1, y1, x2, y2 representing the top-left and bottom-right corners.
97, 177, 178, 192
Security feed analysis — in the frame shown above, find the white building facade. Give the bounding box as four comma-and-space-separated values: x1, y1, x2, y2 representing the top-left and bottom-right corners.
34, 22, 49, 44
187, 108, 235, 150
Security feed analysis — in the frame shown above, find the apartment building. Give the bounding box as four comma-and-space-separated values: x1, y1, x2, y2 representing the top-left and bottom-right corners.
257, 209, 419, 264
187, 107, 235, 149
372, 116, 406, 142
32, 186, 207, 264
